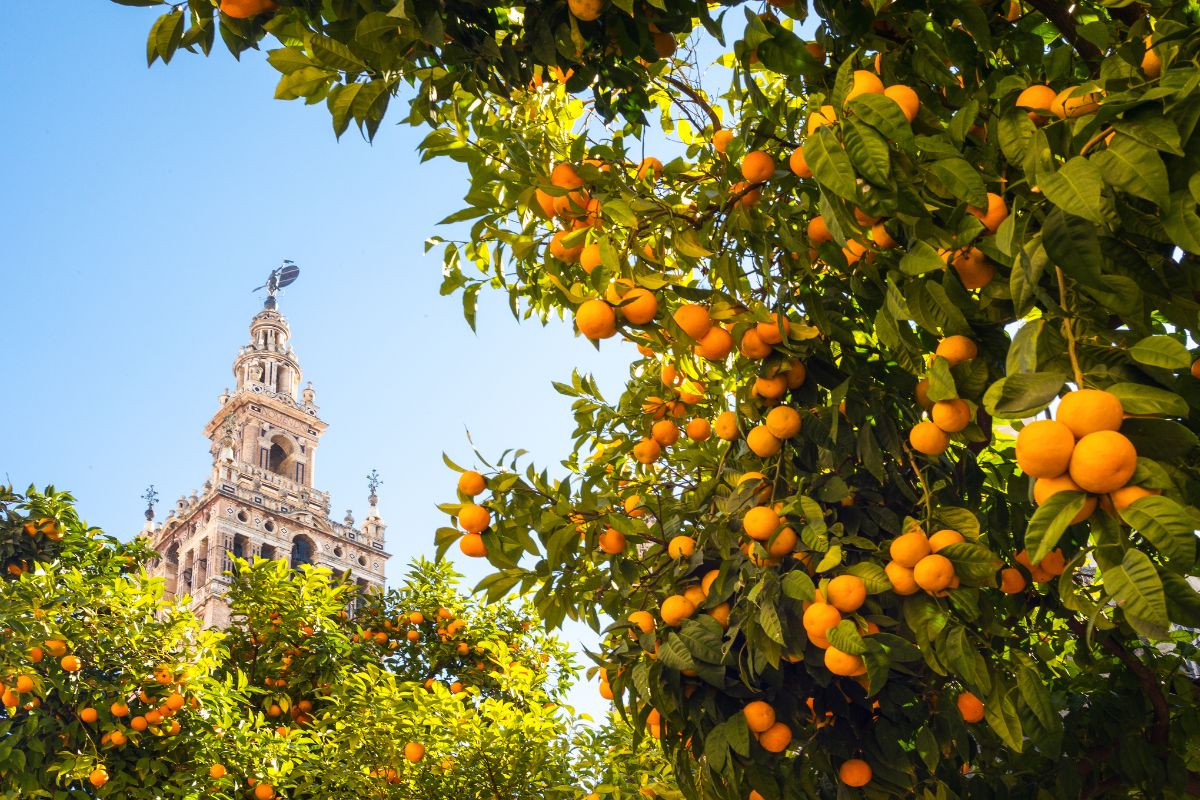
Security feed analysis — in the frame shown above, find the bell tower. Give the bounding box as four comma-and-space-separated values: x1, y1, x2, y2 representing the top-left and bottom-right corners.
143, 271, 390, 628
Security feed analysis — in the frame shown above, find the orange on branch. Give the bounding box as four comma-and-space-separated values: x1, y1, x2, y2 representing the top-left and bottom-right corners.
789, 145, 812, 178
1069, 431, 1137, 494
845, 70, 884, 103
1056, 389, 1124, 439
693, 327, 733, 361
457, 471, 486, 496
956, 691, 985, 723
575, 299, 617, 340
1033, 474, 1096, 523
686, 418, 711, 441
743, 506, 780, 541
824, 646, 866, 677
712, 128, 734, 154
884, 84, 919, 122
660, 595, 696, 627
758, 721, 792, 752
886, 561, 920, 595
458, 503, 491, 533
651, 419, 679, 447
673, 304, 712, 340
744, 700, 776, 733
913, 554, 955, 593
765, 406, 802, 439
633, 438, 661, 464
931, 399, 971, 433
738, 328, 773, 359
747, 426, 782, 457
459, 533, 488, 557
668, 535, 696, 559
928, 529, 964, 552
826, 574, 866, 613
714, 410, 739, 440
741, 150, 776, 184
839, 759, 872, 787
1016, 84, 1057, 124
934, 335, 978, 365
909, 421, 949, 456
1015, 419, 1075, 478
967, 192, 1008, 232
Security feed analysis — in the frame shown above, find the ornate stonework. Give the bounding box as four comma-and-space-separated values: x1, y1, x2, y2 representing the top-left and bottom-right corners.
143, 300, 389, 628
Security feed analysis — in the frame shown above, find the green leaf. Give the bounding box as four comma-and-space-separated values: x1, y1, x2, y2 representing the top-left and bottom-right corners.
1160, 568, 1200, 628
1163, 190, 1200, 253
674, 229, 713, 258
939, 542, 999, 586
843, 119, 891, 186
309, 34, 367, 72
982, 373, 1065, 418
1107, 383, 1190, 416
1006, 319, 1042, 376
827, 620, 867, 655
899, 241, 946, 276
781, 570, 816, 601
1041, 208, 1102, 287
984, 684, 1024, 752
1024, 491, 1089, 564
846, 562, 892, 593
1119, 496, 1197, 566
934, 507, 980, 540
926, 356, 958, 402
1092, 134, 1170, 208
804, 128, 857, 200
657, 634, 698, 671
1016, 666, 1057, 731
1103, 548, 1168, 628
927, 157, 987, 208
1039, 157, 1110, 226
848, 93, 914, 151
1129, 335, 1192, 370
758, 603, 785, 645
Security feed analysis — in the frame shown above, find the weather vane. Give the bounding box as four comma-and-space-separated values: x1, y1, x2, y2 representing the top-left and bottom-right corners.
142, 485, 159, 522
252, 260, 301, 307
367, 469, 382, 505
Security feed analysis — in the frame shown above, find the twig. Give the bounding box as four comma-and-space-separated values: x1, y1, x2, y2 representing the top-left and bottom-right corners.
1055, 266, 1085, 388
1079, 126, 1114, 157
904, 445, 934, 525
660, 74, 722, 131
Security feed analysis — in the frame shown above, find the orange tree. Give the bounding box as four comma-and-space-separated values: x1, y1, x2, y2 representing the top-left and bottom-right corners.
0, 487, 671, 798
119, 0, 1200, 796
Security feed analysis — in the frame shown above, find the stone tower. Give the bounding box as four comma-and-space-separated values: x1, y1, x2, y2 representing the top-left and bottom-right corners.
144, 292, 389, 628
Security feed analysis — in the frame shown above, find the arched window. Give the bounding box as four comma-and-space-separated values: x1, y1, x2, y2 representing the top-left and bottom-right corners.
260, 544, 276, 561
290, 535, 314, 569
268, 443, 288, 473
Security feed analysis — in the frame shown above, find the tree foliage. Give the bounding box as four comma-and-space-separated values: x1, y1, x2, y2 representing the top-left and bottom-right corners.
117, 0, 1200, 797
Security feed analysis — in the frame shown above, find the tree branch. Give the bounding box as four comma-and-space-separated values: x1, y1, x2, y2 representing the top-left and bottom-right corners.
659, 74, 721, 131
1024, 0, 1103, 69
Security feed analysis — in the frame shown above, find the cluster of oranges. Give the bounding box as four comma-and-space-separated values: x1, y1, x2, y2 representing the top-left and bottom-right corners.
454, 471, 491, 557
884, 528, 964, 597
908, 335, 980, 456
2, 638, 85, 711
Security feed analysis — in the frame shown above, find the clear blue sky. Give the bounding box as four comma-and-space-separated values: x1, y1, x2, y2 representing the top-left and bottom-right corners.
0, 3, 641, 716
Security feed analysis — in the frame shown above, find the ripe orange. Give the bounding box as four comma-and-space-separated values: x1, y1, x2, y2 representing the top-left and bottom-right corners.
1033, 473, 1097, 523
1051, 85, 1101, 119
743, 506, 780, 541
459, 533, 488, 557
210, 763, 227, 779
457, 471, 486, 497
599, 679, 614, 700
915, 378, 933, 410
884, 83, 919, 122
254, 782, 276, 799
458, 503, 490, 533
747, 426, 782, 457
575, 299, 617, 340
842, 239, 868, 265
756, 314, 790, 344
110, 701, 129, 717
694, 327, 734, 361
636, 157, 664, 181
1069, 431, 1137, 494
885, 561, 920, 595
668, 535, 696, 559
789, 145, 812, 178
80, 707, 98, 723
890, 530, 931, 567
1016, 84, 1057, 124
807, 104, 837, 133
827, 575, 867, 613
967, 192, 1008, 233
824, 646, 866, 677
931, 399, 971, 433
956, 691, 985, 723
598, 528, 627, 555
909, 421, 950, 455
1000, 567, 1026, 594
633, 438, 661, 464
660, 595, 696, 627
549, 229, 584, 262
871, 222, 897, 249
741, 151, 776, 183
949, 246, 995, 290
839, 758, 872, 787
934, 334, 978, 365
1056, 389, 1124, 439
89, 769, 109, 788
625, 494, 646, 517
928, 529, 964, 552
1109, 484, 1159, 511
753, 375, 788, 400
629, 610, 656, 634
766, 526, 798, 558
673, 304, 712, 340
714, 411, 739, 440
845, 70, 884, 103
551, 162, 583, 189
758, 721, 792, 752
130, 715, 149, 731
913, 554, 955, 592
44, 639, 68, 658
739, 328, 773, 359
651, 419, 679, 447
712, 129, 734, 154
708, 602, 731, 627
685, 418, 711, 441
60, 655, 81, 672
405, 742, 426, 763
764, 406, 802, 439
1015, 420, 1075, 478
567, 0, 604, 21
611, 286, 658, 325
219, 0, 278, 19
744, 700, 776, 733
802, 602, 841, 642
807, 215, 832, 245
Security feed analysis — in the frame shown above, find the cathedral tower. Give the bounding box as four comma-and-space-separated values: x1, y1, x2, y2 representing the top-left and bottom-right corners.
144, 289, 389, 628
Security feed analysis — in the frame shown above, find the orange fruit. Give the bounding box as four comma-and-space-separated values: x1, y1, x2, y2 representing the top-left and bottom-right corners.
79, 707, 98, 724
789, 145, 812, 178
756, 314, 790, 344
845, 70, 884, 103
551, 162, 583, 189
1016, 84, 1057, 124
765, 406, 802, 439
633, 438, 661, 464
651, 419, 680, 447
802, 602, 841, 641
673, 304, 712, 340
931, 399, 971, 432
549, 229, 584, 262
598, 527, 627, 555
1051, 85, 1101, 119
807, 104, 837, 133
1033, 474, 1097, 523
758, 721, 792, 752
967, 192, 1008, 233
44, 640, 67, 658
219, 0, 278, 19
458, 471, 486, 496
459, 533, 488, 557
714, 410, 739, 440
948, 247, 995, 290
458, 503, 491, 533
694, 327, 733, 360
929, 529, 964, 552
130, 715, 148, 731
568, 0, 604, 21
784, 360, 806, 389
629, 610, 656, 634
934, 335, 978, 365
741, 150, 776, 183
89, 769, 109, 788
575, 299, 617, 340
871, 222, 897, 249
744, 700, 776, 733
610, 286, 658, 325
739, 328, 773, 359
535, 188, 558, 219
824, 646, 866, 676
915, 378, 933, 410
913, 554, 955, 592
110, 701, 129, 717
807, 215, 832, 245
842, 239, 868, 265
1142, 36, 1161, 78
1056, 389, 1124, 439
890, 530, 931, 567
636, 157, 664, 181
685, 418, 711, 441
999, 567, 1026, 594
1109, 484, 1159, 511
909, 421, 950, 455
743, 506, 781, 541
747, 426, 782, 457
885, 561, 920, 595
712, 129, 734, 154
660, 595, 696, 627
839, 758, 872, 787
827, 575, 866, 613
405, 742, 426, 762
579, 243, 603, 273
60, 655, 81, 672
753, 375, 788, 400
1069, 431, 1137, 494
708, 602, 731, 627
884, 84, 919, 122
210, 763, 227, 779
956, 691, 985, 723
766, 526, 798, 558
668, 535, 696, 559
1015, 420, 1075, 478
